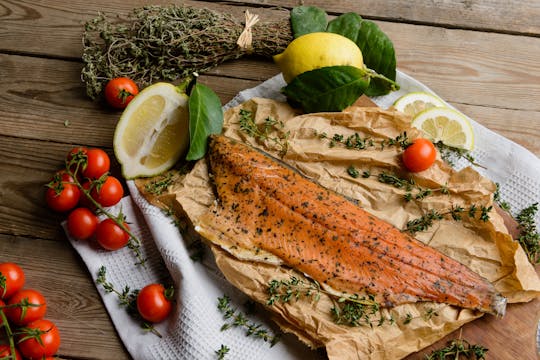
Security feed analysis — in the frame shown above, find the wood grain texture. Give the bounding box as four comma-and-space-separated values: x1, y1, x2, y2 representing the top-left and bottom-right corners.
224, 0, 540, 35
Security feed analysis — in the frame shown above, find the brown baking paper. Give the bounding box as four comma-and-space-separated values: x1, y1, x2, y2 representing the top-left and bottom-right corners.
137, 98, 540, 359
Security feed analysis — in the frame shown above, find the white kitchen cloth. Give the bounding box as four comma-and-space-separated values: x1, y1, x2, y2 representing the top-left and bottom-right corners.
66, 71, 540, 359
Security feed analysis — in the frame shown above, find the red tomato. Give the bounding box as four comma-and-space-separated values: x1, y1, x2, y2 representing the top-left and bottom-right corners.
67, 208, 99, 240
0, 298, 5, 316
16, 319, 60, 360
95, 219, 130, 250
91, 176, 124, 207
82, 148, 110, 179
402, 138, 437, 172
104, 77, 139, 109
5, 289, 47, 326
45, 171, 80, 212
0, 344, 22, 360
136, 284, 173, 323
0, 262, 25, 300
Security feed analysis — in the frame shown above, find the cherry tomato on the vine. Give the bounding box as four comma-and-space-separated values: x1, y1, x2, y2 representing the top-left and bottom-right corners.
45, 171, 80, 212
16, 319, 61, 360
104, 77, 139, 109
5, 289, 47, 326
136, 284, 174, 323
0, 344, 22, 360
66, 146, 88, 178
67, 207, 99, 240
91, 176, 124, 207
95, 219, 130, 251
402, 138, 437, 173
0, 262, 25, 300
82, 148, 110, 179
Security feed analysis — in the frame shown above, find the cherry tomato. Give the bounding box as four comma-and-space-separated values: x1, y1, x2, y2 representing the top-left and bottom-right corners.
82, 148, 110, 179
136, 284, 174, 323
0, 344, 22, 360
402, 138, 437, 172
95, 219, 130, 250
0, 262, 25, 300
91, 176, 124, 207
16, 319, 60, 360
5, 289, 47, 326
45, 171, 80, 212
104, 77, 139, 109
67, 208, 99, 240
0, 298, 5, 316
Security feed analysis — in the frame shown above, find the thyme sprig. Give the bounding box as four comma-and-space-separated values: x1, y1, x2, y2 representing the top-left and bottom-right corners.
515, 203, 540, 264
96, 266, 162, 338
347, 168, 450, 202
319, 131, 411, 150
238, 109, 289, 156
144, 172, 174, 196
406, 205, 492, 234
215, 344, 230, 359
425, 338, 488, 359
435, 142, 484, 169
217, 295, 280, 347
82, 5, 292, 99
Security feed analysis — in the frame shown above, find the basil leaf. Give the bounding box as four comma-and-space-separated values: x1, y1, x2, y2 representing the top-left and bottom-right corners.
327, 13, 398, 96
291, 6, 327, 38
282, 66, 370, 113
186, 83, 223, 160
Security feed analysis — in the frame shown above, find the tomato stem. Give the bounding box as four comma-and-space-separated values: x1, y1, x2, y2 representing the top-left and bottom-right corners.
65, 157, 146, 266
0, 310, 17, 360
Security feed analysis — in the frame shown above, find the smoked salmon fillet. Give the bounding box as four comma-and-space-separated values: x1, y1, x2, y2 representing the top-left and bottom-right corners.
198, 135, 507, 316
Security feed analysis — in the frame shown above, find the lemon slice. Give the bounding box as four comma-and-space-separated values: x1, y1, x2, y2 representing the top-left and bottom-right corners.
411, 107, 475, 150
393, 91, 447, 116
113, 82, 189, 179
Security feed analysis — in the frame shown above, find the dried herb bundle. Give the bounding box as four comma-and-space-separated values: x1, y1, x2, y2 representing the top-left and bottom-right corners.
82, 5, 292, 99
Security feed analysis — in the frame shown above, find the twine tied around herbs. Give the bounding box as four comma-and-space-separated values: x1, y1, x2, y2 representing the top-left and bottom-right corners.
237, 10, 260, 52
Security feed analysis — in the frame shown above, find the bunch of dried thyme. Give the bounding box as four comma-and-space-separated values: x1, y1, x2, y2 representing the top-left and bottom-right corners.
81, 5, 292, 99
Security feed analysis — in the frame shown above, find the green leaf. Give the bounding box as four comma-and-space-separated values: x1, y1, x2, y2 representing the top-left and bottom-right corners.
327, 13, 398, 96
291, 6, 327, 38
186, 83, 223, 160
326, 12, 363, 41
282, 66, 370, 113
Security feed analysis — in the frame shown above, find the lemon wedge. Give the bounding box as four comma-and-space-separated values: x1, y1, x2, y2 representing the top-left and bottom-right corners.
113, 82, 189, 179
273, 32, 364, 83
411, 107, 475, 150
393, 91, 447, 117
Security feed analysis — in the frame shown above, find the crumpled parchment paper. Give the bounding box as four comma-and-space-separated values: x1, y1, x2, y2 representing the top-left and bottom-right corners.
137, 96, 540, 359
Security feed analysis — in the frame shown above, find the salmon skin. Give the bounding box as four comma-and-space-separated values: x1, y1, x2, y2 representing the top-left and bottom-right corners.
201, 135, 507, 316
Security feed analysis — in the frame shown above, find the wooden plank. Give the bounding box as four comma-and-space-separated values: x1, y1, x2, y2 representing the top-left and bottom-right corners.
0, 234, 130, 360
224, 0, 540, 36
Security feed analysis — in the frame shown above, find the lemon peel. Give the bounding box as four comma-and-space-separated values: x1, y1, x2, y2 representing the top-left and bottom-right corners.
273, 32, 364, 83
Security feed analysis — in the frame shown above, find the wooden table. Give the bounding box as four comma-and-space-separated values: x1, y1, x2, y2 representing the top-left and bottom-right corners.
1, 1, 539, 359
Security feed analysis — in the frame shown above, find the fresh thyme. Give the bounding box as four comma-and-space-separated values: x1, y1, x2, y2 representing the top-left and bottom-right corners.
145, 172, 174, 195
347, 168, 450, 202
425, 338, 488, 359
493, 183, 511, 211
435, 142, 483, 168
515, 203, 540, 263
82, 5, 292, 99
319, 131, 410, 150
215, 344, 230, 359
406, 205, 492, 234
96, 266, 162, 337
217, 295, 280, 347
238, 109, 289, 156
266, 276, 439, 328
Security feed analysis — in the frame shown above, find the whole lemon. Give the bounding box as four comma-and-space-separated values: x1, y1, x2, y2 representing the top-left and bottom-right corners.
273, 32, 364, 83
